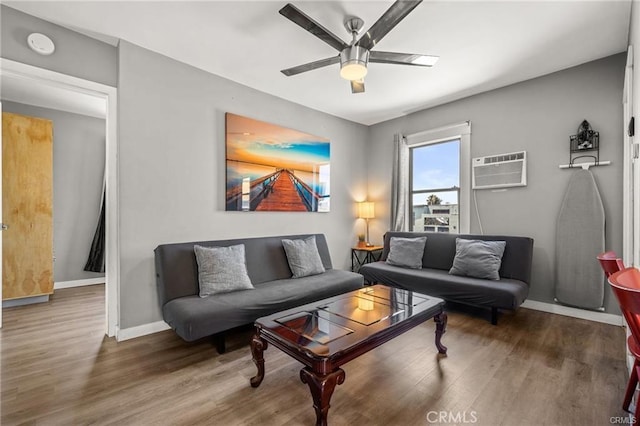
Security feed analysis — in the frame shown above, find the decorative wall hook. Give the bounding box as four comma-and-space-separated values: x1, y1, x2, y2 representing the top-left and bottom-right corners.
570, 120, 599, 151
559, 120, 611, 170
559, 119, 610, 170
568, 120, 599, 166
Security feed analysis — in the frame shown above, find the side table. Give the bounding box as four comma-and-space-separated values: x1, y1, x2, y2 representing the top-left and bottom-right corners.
351, 245, 384, 272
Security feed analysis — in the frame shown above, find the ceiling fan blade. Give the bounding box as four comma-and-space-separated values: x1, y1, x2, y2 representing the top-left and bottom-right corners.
357, 0, 423, 51
279, 3, 348, 52
370, 51, 439, 67
281, 56, 340, 76
351, 79, 365, 94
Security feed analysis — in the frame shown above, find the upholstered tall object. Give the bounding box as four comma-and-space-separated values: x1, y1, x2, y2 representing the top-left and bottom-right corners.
555, 169, 605, 310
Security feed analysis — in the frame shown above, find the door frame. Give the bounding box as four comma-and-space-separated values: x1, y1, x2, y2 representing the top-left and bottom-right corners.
623, 47, 635, 267
0, 100, 3, 328
0, 58, 119, 337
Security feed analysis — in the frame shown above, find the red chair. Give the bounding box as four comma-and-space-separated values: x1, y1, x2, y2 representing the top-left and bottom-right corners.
608, 268, 640, 415
598, 251, 626, 277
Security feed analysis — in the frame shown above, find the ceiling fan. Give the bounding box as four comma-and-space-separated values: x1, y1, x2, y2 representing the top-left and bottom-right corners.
279, 0, 438, 94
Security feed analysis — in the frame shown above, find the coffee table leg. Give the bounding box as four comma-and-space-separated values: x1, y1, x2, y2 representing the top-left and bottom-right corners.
434, 312, 448, 354
299, 367, 345, 426
250, 332, 268, 387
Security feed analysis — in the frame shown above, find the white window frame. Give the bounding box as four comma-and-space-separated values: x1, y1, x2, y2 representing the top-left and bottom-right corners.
406, 121, 471, 234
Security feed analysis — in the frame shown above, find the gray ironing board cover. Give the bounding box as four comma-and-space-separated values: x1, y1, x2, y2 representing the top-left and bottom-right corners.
555, 169, 605, 310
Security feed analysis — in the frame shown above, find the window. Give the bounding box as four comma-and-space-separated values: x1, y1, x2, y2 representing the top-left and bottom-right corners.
405, 122, 471, 233
410, 139, 460, 233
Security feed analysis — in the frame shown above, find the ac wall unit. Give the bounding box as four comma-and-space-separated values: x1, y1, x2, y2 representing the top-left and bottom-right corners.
472, 151, 527, 190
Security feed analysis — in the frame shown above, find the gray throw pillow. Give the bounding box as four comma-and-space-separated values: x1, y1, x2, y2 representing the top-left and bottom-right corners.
282, 236, 326, 278
386, 236, 427, 269
194, 244, 254, 297
449, 238, 506, 280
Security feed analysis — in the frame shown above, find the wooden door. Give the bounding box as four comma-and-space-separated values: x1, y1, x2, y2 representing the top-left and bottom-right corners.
2, 112, 53, 300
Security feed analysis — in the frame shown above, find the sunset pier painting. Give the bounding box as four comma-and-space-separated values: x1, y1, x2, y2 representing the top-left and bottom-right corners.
225, 113, 330, 212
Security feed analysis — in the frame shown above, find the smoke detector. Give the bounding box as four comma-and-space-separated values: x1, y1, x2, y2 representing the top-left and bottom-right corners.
27, 33, 55, 56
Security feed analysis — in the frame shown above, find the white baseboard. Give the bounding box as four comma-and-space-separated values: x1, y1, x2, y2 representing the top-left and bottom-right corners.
116, 321, 171, 342
522, 299, 623, 326
54, 277, 105, 289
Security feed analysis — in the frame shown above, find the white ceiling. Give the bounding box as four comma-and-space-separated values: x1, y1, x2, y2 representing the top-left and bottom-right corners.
5, 1, 632, 125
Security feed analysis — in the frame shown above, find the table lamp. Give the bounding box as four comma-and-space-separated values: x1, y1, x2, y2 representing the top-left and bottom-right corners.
357, 201, 375, 246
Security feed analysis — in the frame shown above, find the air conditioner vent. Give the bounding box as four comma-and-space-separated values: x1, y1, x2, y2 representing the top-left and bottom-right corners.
482, 152, 525, 164
472, 151, 527, 190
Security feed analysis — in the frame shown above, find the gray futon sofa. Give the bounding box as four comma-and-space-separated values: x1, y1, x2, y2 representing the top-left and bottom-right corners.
155, 234, 363, 352
359, 231, 534, 324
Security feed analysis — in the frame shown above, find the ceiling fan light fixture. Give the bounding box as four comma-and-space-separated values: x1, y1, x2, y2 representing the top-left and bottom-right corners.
340, 62, 367, 81
279, 2, 433, 93
339, 46, 369, 81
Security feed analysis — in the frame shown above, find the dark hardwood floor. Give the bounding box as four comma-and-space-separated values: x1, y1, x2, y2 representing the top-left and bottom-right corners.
0, 285, 629, 425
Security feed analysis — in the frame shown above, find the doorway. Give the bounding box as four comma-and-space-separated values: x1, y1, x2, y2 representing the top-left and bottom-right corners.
0, 59, 118, 336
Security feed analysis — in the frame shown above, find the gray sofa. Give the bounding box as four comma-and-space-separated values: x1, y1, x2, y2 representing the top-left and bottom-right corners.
359, 231, 534, 324
154, 234, 363, 352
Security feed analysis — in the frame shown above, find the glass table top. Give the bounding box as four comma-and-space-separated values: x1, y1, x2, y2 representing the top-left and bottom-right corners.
275, 310, 354, 345
265, 286, 442, 356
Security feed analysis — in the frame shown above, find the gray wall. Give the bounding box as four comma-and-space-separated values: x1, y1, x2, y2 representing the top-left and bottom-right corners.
368, 54, 626, 313
2, 101, 106, 282
0, 5, 117, 87
118, 41, 369, 328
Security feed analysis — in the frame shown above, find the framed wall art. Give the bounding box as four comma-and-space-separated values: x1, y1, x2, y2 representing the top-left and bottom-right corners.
225, 113, 330, 212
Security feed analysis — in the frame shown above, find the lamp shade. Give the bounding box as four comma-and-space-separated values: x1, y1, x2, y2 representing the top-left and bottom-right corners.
357, 201, 375, 219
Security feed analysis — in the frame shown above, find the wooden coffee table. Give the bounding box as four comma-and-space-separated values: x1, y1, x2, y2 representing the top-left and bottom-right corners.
249, 284, 447, 425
